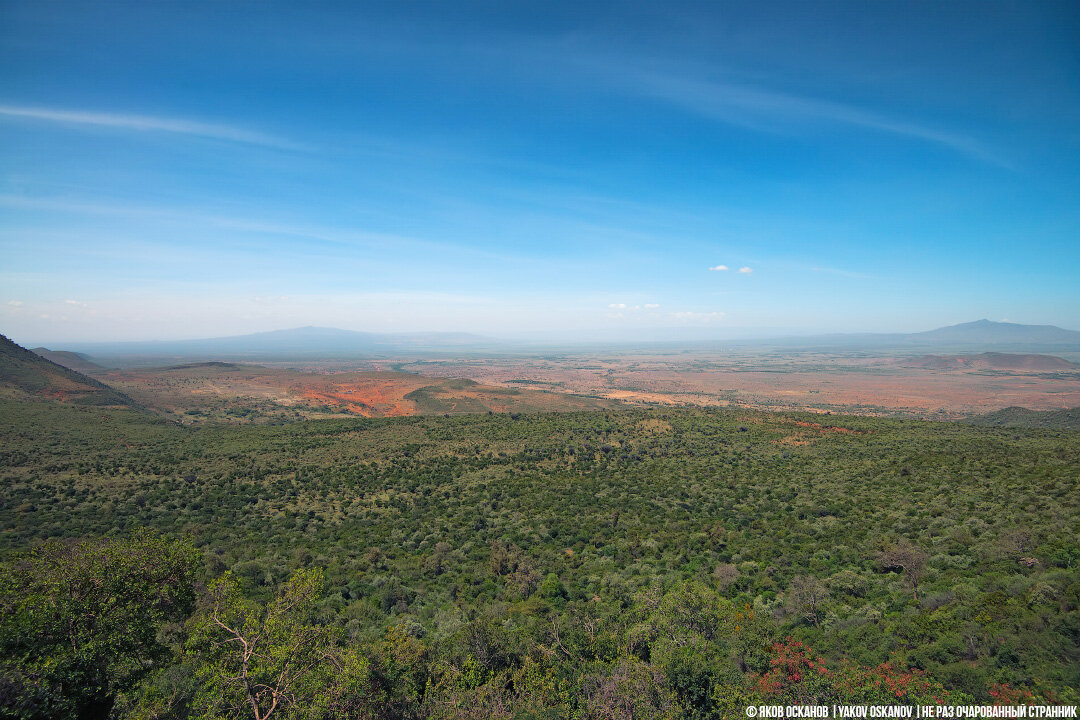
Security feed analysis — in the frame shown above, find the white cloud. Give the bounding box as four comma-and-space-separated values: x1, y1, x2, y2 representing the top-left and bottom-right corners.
0, 105, 302, 150
607, 303, 659, 312
738, 266, 753, 274
672, 311, 725, 323
64, 299, 87, 307
7, 300, 23, 306
709, 265, 728, 271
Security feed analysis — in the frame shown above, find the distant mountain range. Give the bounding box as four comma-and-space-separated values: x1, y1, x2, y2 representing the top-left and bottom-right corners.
49, 326, 502, 363
25, 319, 1080, 363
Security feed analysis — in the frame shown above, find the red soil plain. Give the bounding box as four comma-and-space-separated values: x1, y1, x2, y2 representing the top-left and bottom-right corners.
94, 351, 1080, 422
97, 362, 619, 423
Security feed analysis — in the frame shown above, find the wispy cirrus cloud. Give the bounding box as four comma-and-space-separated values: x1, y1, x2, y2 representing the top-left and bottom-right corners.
0, 194, 418, 249
0, 194, 535, 265
625, 71, 1007, 167
466, 37, 1005, 165
0, 104, 304, 150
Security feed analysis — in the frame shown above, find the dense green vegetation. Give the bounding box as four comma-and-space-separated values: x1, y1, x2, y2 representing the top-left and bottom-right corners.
966, 406, 1080, 430
1, 532, 198, 719
1, 394, 1078, 717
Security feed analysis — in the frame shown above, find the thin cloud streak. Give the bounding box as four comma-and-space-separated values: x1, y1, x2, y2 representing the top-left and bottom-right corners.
0, 194, 541, 266
457, 36, 1006, 166
627, 72, 1008, 167
0, 104, 305, 150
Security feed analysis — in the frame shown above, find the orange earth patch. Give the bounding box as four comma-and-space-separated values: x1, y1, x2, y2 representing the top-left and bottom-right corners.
790, 420, 866, 434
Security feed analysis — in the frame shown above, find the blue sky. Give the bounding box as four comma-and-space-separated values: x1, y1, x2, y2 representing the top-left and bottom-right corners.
2, 0, 1078, 343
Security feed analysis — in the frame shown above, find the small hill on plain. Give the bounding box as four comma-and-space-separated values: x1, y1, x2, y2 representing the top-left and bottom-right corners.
965, 406, 1080, 430
165, 361, 246, 371
899, 352, 1078, 371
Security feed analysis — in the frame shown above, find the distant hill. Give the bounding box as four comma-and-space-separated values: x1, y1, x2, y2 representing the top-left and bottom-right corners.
1, 335, 136, 407
900, 352, 1078, 371
166, 361, 245, 370
908, 319, 1080, 346
30, 347, 105, 373
752, 319, 1080, 352
965, 406, 1080, 430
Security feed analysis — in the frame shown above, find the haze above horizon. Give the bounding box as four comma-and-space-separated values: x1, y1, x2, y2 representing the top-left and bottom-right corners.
2, 1, 1079, 344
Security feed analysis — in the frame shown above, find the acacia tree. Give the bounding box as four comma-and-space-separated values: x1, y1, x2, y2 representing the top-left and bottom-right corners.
186, 568, 369, 720
878, 540, 929, 602
0, 530, 199, 720
787, 575, 828, 627
628, 581, 767, 719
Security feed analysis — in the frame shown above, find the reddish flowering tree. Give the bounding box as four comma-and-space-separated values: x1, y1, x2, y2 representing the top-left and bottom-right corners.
989, 684, 1036, 705
756, 639, 833, 704
987, 683, 1068, 706
833, 660, 952, 704
756, 639, 961, 705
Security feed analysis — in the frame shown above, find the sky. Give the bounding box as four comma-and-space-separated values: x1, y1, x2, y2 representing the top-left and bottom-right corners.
1, 0, 1079, 344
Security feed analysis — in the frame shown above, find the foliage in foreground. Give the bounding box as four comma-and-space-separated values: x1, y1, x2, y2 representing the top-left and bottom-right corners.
2, 538, 985, 720
0, 531, 198, 720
